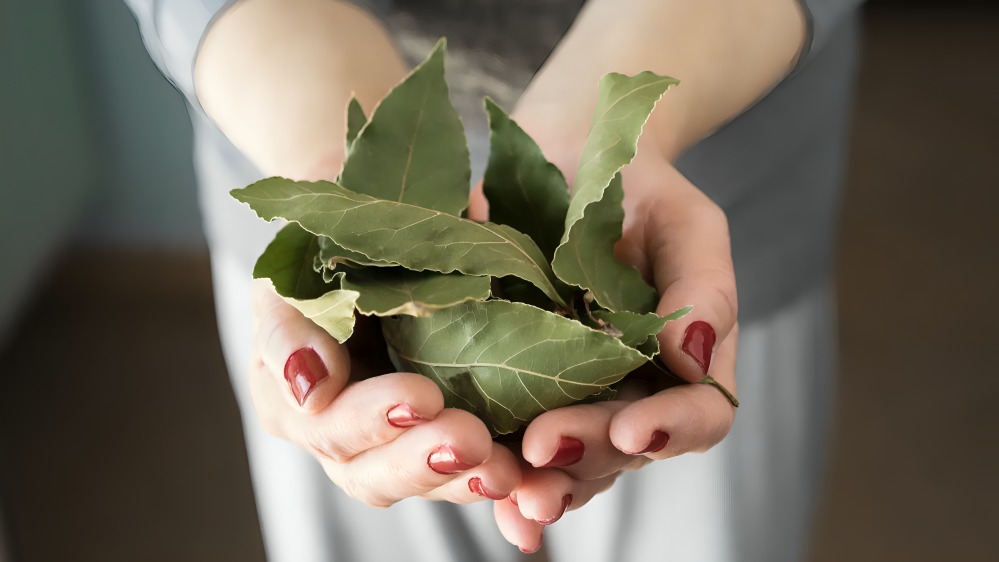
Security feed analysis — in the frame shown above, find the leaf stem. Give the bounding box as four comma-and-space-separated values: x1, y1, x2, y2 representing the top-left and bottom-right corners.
698, 375, 740, 408
648, 358, 740, 408
581, 291, 622, 337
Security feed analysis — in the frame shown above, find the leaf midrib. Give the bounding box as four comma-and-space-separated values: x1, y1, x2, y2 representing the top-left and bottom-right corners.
246, 187, 565, 305
393, 353, 606, 388
396, 80, 431, 203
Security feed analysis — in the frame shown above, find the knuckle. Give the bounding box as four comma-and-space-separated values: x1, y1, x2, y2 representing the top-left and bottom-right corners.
303, 425, 349, 463
386, 456, 427, 490
340, 473, 393, 508
701, 200, 730, 233
708, 279, 739, 324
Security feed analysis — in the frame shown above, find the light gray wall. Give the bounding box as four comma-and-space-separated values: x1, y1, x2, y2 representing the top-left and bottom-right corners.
72, 0, 204, 248
1, 0, 100, 344
0, 0, 204, 344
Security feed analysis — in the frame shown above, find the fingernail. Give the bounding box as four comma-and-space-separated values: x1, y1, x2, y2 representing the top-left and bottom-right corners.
509, 493, 519, 506
284, 348, 328, 406
540, 436, 584, 468
536, 494, 572, 525
386, 403, 424, 428
468, 477, 506, 500
682, 320, 716, 376
428, 445, 476, 475
630, 430, 669, 455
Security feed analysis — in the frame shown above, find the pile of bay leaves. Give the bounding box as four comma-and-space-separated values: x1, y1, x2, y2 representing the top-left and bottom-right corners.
232, 39, 691, 435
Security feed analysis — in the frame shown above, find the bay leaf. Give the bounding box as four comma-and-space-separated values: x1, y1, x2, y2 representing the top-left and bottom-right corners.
285, 281, 360, 344
316, 235, 394, 271
344, 96, 366, 153
552, 72, 677, 313
381, 300, 648, 434
591, 305, 690, 357
495, 277, 554, 311
342, 268, 490, 317
562, 173, 657, 312
232, 177, 570, 307
591, 309, 668, 349
482, 98, 570, 261
576, 386, 618, 405
338, 38, 470, 216
254, 222, 328, 299
660, 305, 694, 322
252, 223, 359, 343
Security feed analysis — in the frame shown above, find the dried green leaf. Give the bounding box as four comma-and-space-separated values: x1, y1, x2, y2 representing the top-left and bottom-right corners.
338, 38, 470, 216
316, 235, 394, 271
285, 280, 360, 344
552, 72, 678, 313
231, 178, 570, 307
591, 309, 668, 349
482, 98, 570, 261
661, 305, 694, 322
344, 96, 366, 153
342, 268, 490, 317
496, 277, 554, 310
252, 224, 359, 343
253, 222, 328, 299
382, 300, 648, 434
561, 174, 653, 312
594, 304, 691, 357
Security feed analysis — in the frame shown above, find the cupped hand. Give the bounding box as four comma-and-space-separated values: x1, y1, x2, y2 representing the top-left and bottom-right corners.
248, 279, 521, 507
471, 140, 739, 552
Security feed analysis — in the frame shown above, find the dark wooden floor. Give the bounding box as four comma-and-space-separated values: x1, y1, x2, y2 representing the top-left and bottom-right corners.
2, 5, 997, 562
0, 254, 264, 561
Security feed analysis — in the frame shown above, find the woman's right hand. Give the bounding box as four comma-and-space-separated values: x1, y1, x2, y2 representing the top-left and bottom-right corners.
248, 279, 521, 507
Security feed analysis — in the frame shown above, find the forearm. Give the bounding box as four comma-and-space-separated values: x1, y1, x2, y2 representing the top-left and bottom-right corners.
195, 0, 406, 178
517, 0, 806, 161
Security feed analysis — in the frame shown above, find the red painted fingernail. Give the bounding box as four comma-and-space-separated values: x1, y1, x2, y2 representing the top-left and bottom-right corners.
537, 494, 572, 525
468, 477, 506, 500
540, 436, 585, 468
428, 445, 476, 475
386, 403, 424, 428
631, 430, 669, 455
682, 320, 716, 376
284, 348, 328, 406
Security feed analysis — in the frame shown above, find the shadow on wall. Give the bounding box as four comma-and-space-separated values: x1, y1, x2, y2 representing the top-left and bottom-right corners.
0, 0, 205, 344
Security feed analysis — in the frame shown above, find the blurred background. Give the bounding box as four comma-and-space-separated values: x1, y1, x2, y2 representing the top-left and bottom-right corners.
0, 0, 996, 561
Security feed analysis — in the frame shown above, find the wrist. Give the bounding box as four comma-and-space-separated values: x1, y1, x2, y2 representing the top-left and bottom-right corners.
520, 0, 805, 162
195, 0, 406, 178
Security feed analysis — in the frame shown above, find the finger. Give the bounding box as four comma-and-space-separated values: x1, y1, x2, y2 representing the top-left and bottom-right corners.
521, 401, 645, 480
494, 495, 544, 554
624, 163, 738, 383
248, 351, 443, 459
512, 466, 618, 526
423, 442, 520, 503
293, 373, 445, 461
610, 330, 738, 459
321, 408, 492, 508
468, 181, 489, 222
252, 279, 350, 412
